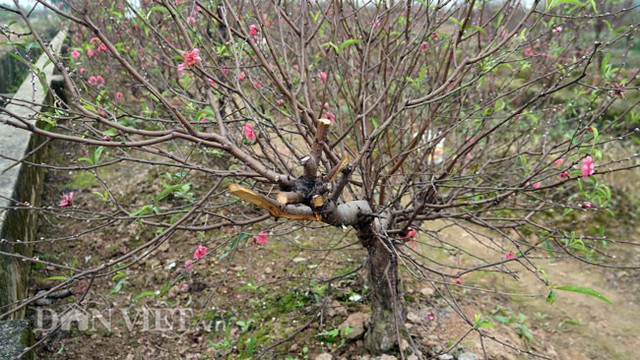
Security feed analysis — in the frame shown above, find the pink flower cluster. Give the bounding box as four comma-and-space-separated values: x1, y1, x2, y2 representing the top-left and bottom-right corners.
194, 245, 208, 260
581, 156, 594, 178
88, 75, 105, 86
243, 123, 256, 140
177, 48, 202, 71
249, 24, 259, 41
253, 231, 269, 245
318, 71, 328, 83
59, 192, 74, 207
400, 228, 417, 250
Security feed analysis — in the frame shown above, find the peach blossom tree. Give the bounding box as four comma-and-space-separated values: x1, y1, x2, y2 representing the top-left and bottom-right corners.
2, 0, 639, 356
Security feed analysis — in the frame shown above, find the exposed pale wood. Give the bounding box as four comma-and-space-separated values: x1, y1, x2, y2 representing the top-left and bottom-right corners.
228, 183, 320, 221
327, 154, 350, 181
276, 191, 304, 206
304, 118, 333, 178
311, 195, 325, 208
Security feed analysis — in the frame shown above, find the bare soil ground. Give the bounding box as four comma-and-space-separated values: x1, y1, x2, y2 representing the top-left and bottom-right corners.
29, 141, 640, 360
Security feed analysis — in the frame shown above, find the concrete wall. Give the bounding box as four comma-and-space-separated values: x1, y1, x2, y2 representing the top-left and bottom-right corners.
0, 29, 66, 359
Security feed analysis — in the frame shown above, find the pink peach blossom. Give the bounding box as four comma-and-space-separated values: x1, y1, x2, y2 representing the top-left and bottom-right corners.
238, 71, 247, 81
319, 71, 328, 83
193, 245, 208, 260
581, 156, 594, 177
322, 111, 335, 124
177, 48, 202, 71
59, 192, 74, 207
253, 231, 269, 245
402, 228, 417, 239
87, 48, 95, 57
242, 123, 256, 140
401, 228, 417, 249
249, 24, 259, 40
71, 50, 80, 59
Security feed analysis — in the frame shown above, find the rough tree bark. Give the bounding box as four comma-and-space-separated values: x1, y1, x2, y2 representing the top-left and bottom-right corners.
357, 214, 405, 354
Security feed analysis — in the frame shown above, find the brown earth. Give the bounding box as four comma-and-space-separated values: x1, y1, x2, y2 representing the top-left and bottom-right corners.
28, 141, 640, 360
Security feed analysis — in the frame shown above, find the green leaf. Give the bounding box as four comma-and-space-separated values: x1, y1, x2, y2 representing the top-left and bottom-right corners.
467, 25, 487, 35
155, 183, 189, 202
146, 5, 169, 20
79, 146, 104, 166
339, 39, 362, 51
341, 326, 355, 337
131, 204, 159, 217
111, 277, 126, 294
92, 190, 109, 201
537, 268, 549, 285
46, 275, 70, 281
26, 41, 41, 51
473, 314, 496, 329
546, 290, 557, 304
134, 291, 157, 301
546, 0, 584, 11
321, 41, 339, 54
555, 285, 612, 305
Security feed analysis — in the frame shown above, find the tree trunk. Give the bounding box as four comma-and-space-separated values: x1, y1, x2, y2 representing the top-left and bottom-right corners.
358, 219, 405, 355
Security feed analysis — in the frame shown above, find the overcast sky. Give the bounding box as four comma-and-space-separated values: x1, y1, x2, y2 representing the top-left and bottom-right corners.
1, 1, 37, 8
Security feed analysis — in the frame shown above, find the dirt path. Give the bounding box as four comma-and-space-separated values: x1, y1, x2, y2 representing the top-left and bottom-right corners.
427, 221, 640, 360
